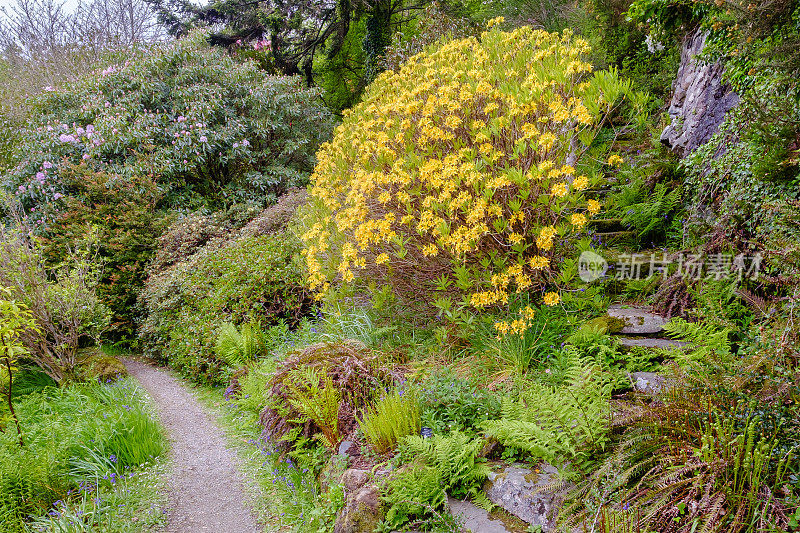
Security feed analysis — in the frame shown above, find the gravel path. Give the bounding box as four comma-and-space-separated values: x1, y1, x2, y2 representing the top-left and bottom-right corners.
123, 358, 260, 533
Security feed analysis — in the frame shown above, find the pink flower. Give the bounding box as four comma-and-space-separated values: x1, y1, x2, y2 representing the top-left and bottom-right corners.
59, 134, 76, 143
86, 125, 95, 133
43, 161, 53, 169
82, 154, 90, 160
177, 116, 186, 123
36, 172, 46, 181
241, 139, 250, 147
199, 135, 208, 143
53, 193, 64, 200
18, 185, 26, 192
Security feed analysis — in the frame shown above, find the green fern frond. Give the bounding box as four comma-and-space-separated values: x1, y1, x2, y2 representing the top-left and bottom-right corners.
215, 321, 266, 367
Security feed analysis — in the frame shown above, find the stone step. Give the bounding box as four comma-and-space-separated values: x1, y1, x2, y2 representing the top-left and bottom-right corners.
607, 304, 667, 335
592, 230, 638, 247
628, 371, 671, 395
448, 497, 513, 533
618, 337, 689, 350
588, 218, 626, 233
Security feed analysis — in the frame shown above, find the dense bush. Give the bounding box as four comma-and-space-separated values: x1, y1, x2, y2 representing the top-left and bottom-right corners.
300, 24, 645, 325
140, 228, 311, 383
0, 378, 165, 532
1, 32, 334, 334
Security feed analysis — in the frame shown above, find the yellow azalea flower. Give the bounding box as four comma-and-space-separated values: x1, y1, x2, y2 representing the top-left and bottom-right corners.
421, 243, 438, 257
376, 253, 389, 265
551, 183, 568, 198
487, 16, 505, 28
494, 320, 510, 334
570, 213, 587, 229
543, 292, 561, 306
522, 305, 536, 320
529, 255, 550, 269
607, 154, 624, 167
587, 199, 601, 215
572, 175, 588, 190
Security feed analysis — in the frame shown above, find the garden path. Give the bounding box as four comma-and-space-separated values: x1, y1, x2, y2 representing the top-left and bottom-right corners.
123, 358, 260, 533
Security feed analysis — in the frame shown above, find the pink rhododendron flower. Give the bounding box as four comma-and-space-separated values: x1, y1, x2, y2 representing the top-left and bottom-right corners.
36, 172, 45, 181
199, 136, 208, 143
59, 134, 76, 143
43, 161, 53, 169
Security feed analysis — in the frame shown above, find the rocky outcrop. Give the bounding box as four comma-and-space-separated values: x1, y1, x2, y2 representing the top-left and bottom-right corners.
660, 28, 739, 155
334, 485, 383, 533
484, 463, 565, 531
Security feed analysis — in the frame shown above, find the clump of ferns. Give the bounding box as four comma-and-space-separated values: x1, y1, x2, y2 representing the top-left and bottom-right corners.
563, 356, 798, 532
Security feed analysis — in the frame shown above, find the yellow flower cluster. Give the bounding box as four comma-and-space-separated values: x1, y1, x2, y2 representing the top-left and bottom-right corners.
301, 25, 634, 326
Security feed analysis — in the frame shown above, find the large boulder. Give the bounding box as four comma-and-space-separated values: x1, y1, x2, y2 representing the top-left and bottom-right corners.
484, 463, 565, 531
661, 28, 739, 156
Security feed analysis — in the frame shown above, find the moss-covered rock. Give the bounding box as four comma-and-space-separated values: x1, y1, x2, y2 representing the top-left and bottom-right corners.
333, 484, 383, 533
78, 349, 128, 382
580, 315, 627, 335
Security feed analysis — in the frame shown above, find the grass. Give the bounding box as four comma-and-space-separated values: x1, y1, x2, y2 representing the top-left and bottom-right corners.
0, 375, 168, 532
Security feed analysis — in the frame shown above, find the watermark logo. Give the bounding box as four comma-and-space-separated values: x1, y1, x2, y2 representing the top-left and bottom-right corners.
578, 250, 609, 282
577, 252, 763, 282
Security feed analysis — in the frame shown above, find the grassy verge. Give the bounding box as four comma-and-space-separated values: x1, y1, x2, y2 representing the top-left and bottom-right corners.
0, 372, 168, 532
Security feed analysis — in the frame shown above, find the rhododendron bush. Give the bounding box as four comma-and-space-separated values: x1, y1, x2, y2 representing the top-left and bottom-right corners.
301, 24, 645, 327
1, 32, 334, 335
2, 31, 334, 223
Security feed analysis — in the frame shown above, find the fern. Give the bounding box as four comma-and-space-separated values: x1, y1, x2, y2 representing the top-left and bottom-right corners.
662, 317, 730, 364
214, 321, 266, 367
283, 366, 341, 449
400, 431, 491, 501
360, 388, 421, 454
482, 355, 613, 470
382, 431, 491, 530
620, 182, 682, 239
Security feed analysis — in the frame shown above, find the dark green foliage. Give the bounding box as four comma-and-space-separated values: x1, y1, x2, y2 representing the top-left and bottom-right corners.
419, 370, 502, 436
140, 230, 311, 383
0, 379, 165, 532
483, 353, 614, 470
40, 166, 167, 337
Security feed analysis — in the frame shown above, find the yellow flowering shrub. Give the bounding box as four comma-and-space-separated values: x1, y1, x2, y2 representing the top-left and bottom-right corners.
300, 25, 641, 321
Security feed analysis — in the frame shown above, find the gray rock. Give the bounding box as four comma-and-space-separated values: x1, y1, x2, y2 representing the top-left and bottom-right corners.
484, 463, 563, 531
618, 337, 689, 350
334, 485, 383, 533
660, 28, 739, 156
607, 305, 667, 335
338, 439, 356, 457
628, 371, 669, 394
341, 468, 372, 493
448, 496, 512, 533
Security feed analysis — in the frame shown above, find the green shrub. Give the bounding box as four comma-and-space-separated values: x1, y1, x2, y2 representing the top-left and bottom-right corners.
0, 378, 165, 532
381, 431, 489, 530
419, 370, 502, 436
2, 33, 334, 336
360, 388, 421, 455
215, 321, 268, 368
0, 229, 110, 383
140, 230, 311, 383
483, 353, 614, 470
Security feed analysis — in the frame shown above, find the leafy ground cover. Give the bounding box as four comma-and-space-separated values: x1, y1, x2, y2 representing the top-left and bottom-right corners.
0, 372, 167, 532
